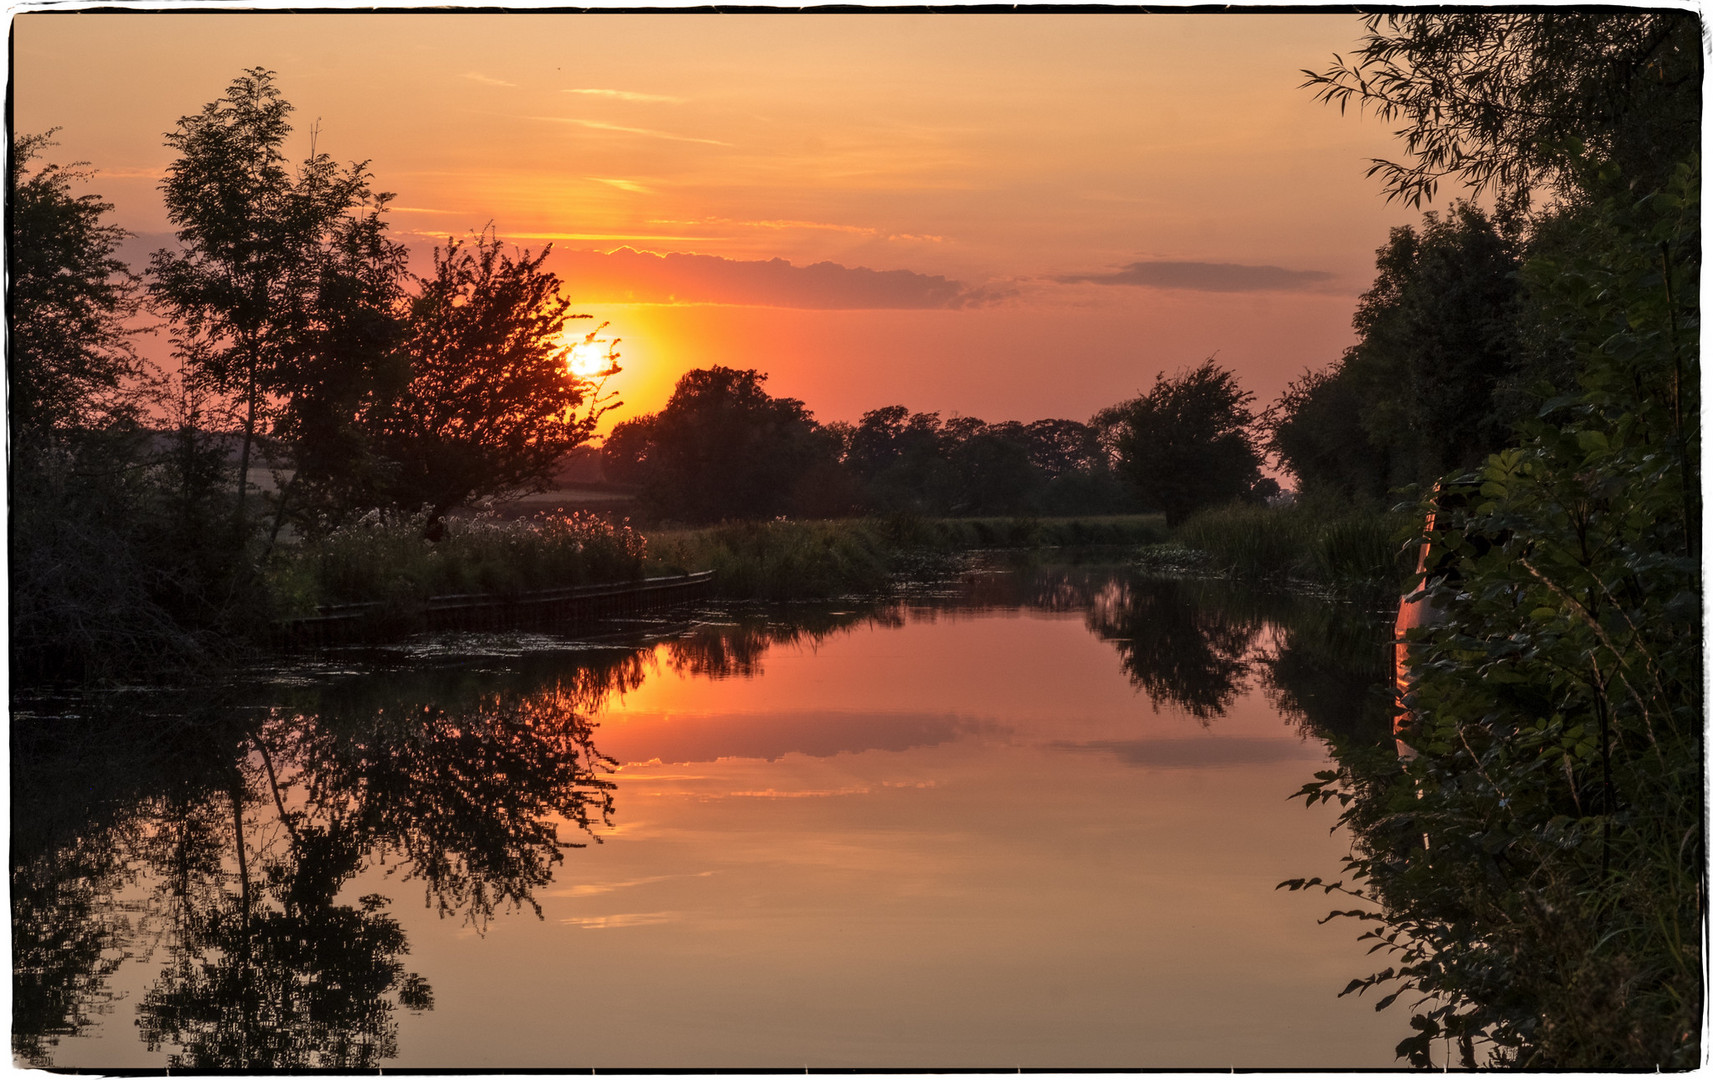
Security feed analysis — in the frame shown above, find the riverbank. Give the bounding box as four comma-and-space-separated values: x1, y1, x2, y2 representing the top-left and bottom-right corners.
262, 511, 1172, 615
1144, 501, 1409, 594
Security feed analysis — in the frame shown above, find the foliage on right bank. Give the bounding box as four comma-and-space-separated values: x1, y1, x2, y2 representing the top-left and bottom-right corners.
1282, 11, 1702, 1069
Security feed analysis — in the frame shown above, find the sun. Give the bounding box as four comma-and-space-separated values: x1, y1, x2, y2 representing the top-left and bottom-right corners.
564, 336, 618, 379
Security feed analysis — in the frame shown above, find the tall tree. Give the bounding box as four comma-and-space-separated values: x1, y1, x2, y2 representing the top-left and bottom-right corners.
1096, 359, 1263, 526
7, 131, 141, 441
1270, 202, 1524, 498
368, 231, 615, 529
149, 67, 396, 527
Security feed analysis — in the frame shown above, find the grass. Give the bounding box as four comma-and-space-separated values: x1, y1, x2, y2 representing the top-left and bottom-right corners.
266, 510, 1172, 613
645, 513, 1170, 600
266, 509, 648, 616
1164, 501, 1410, 591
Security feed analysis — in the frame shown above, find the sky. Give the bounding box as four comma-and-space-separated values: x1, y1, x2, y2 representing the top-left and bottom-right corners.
12, 10, 1431, 434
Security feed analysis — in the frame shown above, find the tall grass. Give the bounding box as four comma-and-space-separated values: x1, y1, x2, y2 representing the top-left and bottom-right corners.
267, 510, 647, 615
645, 513, 1170, 600
1170, 501, 1408, 590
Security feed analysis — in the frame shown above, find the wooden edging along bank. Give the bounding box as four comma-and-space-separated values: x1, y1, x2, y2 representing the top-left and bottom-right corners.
275, 570, 715, 647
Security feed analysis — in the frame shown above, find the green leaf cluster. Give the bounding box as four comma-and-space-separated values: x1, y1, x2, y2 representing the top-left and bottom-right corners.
1305, 160, 1701, 1069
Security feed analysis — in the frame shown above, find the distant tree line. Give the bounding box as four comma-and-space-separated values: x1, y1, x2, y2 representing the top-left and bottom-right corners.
603, 360, 1282, 527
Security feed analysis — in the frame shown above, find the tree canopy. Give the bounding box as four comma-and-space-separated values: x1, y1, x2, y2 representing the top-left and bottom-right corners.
1096, 359, 1264, 526
149, 66, 401, 524
367, 231, 614, 528
1269, 202, 1525, 499
603, 367, 843, 523
7, 131, 141, 441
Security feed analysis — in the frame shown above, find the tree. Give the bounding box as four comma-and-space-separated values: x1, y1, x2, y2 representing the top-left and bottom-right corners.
1304, 11, 1701, 210
602, 367, 841, 523
1096, 359, 1263, 526
7, 131, 141, 441
1270, 203, 1524, 498
149, 67, 398, 527
367, 231, 617, 530
1265, 365, 1389, 503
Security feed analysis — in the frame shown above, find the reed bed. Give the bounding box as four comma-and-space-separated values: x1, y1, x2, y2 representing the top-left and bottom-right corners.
267, 510, 648, 615
1169, 501, 1408, 590
645, 514, 1170, 600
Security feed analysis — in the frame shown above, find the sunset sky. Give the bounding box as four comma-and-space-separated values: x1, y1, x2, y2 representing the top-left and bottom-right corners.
14, 11, 1434, 433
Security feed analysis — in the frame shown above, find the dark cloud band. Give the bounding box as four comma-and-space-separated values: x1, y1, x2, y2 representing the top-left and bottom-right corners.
1056, 260, 1334, 293
550, 246, 1004, 310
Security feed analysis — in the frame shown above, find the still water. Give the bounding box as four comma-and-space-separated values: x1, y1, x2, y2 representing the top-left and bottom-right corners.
14, 564, 1410, 1069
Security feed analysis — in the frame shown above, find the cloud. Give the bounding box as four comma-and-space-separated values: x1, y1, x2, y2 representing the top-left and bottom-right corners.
550, 248, 1008, 310
1055, 260, 1336, 293
1050, 736, 1325, 768
587, 177, 654, 194
564, 87, 684, 104
532, 116, 730, 146
560, 912, 680, 930
460, 71, 516, 88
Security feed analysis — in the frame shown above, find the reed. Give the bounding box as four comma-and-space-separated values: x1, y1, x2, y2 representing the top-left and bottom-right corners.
1171, 501, 1406, 589
645, 514, 1170, 600
267, 510, 648, 614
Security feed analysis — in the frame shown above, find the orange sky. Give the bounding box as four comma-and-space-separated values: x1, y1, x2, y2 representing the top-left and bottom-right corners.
13, 11, 1428, 433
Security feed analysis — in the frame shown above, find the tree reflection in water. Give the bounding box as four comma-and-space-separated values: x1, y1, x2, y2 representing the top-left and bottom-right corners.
13, 649, 644, 1068
13, 568, 1397, 1068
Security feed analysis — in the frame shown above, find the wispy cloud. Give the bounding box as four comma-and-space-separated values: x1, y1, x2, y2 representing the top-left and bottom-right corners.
587, 177, 654, 194
587, 709, 1006, 768
460, 71, 516, 88
564, 87, 684, 104
555, 871, 715, 898
560, 912, 681, 930
550, 249, 1010, 311
1056, 260, 1336, 293
532, 116, 730, 147
386, 205, 462, 215
651, 216, 878, 237
725, 786, 873, 798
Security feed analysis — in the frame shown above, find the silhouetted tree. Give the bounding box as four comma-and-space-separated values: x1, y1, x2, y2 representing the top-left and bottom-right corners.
7, 131, 141, 441
365, 231, 615, 531
1266, 366, 1389, 503
150, 67, 396, 528
1268, 203, 1522, 497
603, 367, 841, 522
6, 134, 206, 680
1096, 359, 1264, 526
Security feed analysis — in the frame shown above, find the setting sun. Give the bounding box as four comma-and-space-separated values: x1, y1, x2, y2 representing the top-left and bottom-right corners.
565, 335, 619, 380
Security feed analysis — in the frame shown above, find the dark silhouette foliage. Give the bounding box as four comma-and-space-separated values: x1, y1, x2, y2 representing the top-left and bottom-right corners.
1304, 11, 1702, 210
7, 131, 141, 440
149, 66, 399, 526
1096, 358, 1264, 526
1270, 203, 1523, 498
603, 366, 843, 523
366, 231, 615, 528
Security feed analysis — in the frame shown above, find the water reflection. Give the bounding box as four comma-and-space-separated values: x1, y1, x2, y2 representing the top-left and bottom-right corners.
14, 659, 634, 1068
14, 564, 1398, 1068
